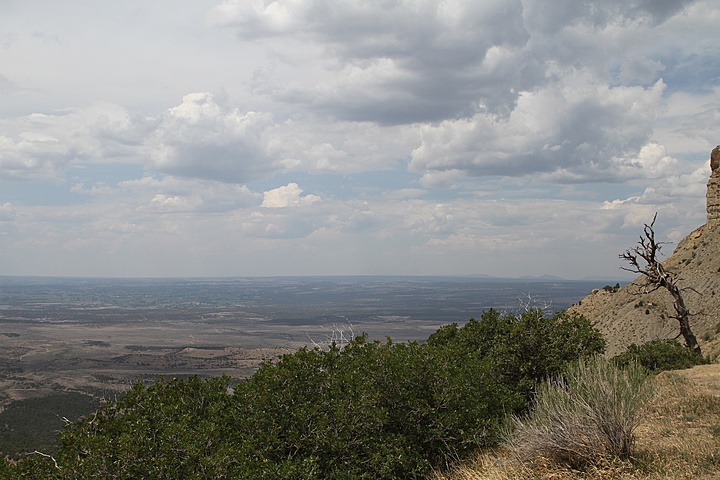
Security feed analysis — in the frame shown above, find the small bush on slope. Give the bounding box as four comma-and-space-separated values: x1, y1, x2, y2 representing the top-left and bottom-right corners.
509, 356, 652, 468
614, 339, 708, 373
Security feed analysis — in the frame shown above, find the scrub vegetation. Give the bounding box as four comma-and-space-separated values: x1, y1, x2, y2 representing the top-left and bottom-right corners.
0, 308, 713, 479
0, 309, 605, 479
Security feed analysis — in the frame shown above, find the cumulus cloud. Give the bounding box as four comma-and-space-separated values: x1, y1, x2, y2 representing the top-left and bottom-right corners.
0, 102, 150, 181
410, 73, 667, 183
211, 0, 700, 129
212, 0, 535, 123
0, 90, 418, 185
200, 0, 719, 222
147, 93, 279, 183
3, 1, 713, 189
118, 175, 260, 213
261, 182, 321, 208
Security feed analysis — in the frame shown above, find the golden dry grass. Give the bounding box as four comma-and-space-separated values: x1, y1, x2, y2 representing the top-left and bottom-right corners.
432, 363, 720, 480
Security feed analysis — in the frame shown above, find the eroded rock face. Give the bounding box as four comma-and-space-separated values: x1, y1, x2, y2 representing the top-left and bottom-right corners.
707, 146, 720, 227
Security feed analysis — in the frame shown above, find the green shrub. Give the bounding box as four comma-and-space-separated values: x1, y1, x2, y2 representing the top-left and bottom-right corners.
54, 376, 238, 479
428, 309, 606, 399
603, 283, 621, 293
614, 339, 707, 373
233, 335, 522, 478
510, 356, 652, 468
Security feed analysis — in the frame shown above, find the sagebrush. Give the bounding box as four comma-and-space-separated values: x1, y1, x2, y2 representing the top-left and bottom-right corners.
509, 356, 652, 468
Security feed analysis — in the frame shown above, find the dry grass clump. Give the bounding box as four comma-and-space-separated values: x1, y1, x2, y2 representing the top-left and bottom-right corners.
509, 356, 652, 468
432, 447, 649, 479
432, 363, 720, 480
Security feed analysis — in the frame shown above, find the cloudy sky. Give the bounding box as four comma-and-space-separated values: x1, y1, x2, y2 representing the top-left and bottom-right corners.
1, 0, 718, 279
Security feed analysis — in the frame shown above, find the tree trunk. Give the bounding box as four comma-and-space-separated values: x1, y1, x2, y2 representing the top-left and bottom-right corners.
667, 281, 702, 355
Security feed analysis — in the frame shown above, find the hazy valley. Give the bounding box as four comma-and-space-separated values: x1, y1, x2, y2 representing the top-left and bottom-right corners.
0, 276, 603, 405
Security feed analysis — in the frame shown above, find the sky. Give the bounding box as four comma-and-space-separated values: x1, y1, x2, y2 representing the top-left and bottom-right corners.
0, 0, 719, 279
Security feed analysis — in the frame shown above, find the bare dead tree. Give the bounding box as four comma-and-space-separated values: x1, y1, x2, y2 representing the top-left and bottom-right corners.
619, 214, 701, 356
305, 317, 356, 350
518, 292, 553, 314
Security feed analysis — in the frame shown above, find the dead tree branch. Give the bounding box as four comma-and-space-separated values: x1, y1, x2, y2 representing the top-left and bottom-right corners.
518, 293, 553, 314
30, 450, 61, 470
619, 214, 701, 356
305, 317, 356, 350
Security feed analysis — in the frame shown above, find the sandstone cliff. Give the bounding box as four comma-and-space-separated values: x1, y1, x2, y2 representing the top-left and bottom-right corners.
569, 146, 720, 356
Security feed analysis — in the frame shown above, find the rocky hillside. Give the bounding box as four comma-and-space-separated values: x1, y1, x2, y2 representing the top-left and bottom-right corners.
569, 146, 720, 356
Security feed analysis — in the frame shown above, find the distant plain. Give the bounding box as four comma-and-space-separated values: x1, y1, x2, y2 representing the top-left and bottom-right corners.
0, 276, 608, 405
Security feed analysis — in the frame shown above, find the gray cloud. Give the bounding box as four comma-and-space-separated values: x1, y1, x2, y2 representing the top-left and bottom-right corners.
213, 0, 537, 123
212, 0, 701, 129
146, 93, 277, 183
522, 0, 695, 34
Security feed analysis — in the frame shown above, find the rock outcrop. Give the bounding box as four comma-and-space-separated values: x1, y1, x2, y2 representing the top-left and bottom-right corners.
707, 146, 720, 228
569, 146, 720, 356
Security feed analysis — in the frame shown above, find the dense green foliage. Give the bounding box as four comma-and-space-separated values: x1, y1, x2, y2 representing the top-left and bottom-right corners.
614, 339, 708, 373
0, 392, 99, 457
1, 309, 605, 479
428, 309, 607, 399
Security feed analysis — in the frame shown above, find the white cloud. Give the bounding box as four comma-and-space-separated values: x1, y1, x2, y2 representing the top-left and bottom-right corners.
0, 202, 15, 221
118, 175, 260, 213
0, 102, 150, 181
410, 74, 667, 183
261, 182, 321, 208
147, 93, 278, 183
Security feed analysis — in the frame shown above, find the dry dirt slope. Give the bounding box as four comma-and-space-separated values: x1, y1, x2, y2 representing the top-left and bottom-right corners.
436, 363, 720, 479
568, 223, 720, 357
